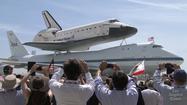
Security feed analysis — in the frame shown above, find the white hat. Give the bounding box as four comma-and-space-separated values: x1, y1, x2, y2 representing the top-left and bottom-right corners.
2, 74, 20, 90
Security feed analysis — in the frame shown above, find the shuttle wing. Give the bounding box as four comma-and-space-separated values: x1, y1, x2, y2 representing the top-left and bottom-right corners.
23, 36, 104, 51
23, 41, 90, 51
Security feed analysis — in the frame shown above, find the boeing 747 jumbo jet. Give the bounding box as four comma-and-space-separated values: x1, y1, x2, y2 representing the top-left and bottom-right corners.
0, 31, 184, 74
24, 10, 137, 51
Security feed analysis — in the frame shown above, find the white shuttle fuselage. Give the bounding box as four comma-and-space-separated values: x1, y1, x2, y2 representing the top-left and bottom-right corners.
24, 11, 137, 51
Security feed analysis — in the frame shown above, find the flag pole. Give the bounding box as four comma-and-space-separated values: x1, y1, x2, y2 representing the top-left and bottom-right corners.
48, 57, 54, 78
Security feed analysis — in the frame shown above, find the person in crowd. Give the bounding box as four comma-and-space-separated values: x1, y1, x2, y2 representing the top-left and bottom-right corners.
0, 74, 24, 105
163, 78, 172, 86
142, 79, 163, 105
153, 63, 187, 105
86, 92, 100, 105
21, 64, 51, 105
94, 61, 138, 105
138, 81, 147, 90
161, 74, 169, 81
3, 65, 13, 76
49, 59, 95, 105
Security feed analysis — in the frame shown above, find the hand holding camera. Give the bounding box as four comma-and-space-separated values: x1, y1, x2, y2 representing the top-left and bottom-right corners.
99, 61, 108, 72
99, 61, 120, 71
79, 60, 89, 73
30, 64, 38, 72
158, 63, 180, 74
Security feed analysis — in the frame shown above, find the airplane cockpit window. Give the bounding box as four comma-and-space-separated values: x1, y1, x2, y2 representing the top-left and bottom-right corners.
108, 19, 120, 23
152, 45, 163, 48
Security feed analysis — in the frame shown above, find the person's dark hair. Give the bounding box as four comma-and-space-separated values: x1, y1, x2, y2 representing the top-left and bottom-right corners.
112, 71, 128, 90
27, 76, 51, 105
32, 77, 44, 90
63, 59, 82, 80
27, 91, 51, 105
3, 65, 13, 75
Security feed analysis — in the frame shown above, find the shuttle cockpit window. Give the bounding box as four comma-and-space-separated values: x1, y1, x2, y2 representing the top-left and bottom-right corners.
108, 19, 120, 23
152, 45, 163, 48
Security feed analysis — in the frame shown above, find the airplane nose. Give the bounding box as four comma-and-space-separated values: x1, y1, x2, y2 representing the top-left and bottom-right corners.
177, 57, 184, 64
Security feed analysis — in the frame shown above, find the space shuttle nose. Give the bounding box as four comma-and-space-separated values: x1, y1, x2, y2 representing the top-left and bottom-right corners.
121, 26, 138, 35
108, 25, 137, 39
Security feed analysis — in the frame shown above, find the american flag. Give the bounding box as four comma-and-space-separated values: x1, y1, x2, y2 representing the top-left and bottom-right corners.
148, 36, 154, 43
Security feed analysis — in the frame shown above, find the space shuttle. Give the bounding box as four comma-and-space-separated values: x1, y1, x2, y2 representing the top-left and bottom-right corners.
0, 31, 184, 74
23, 10, 137, 51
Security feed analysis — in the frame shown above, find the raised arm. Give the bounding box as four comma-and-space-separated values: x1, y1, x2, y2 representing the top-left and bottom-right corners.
49, 67, 64, 89
153, 64, 172, 92
21, 64, 38, 98
79, 60, 94, 84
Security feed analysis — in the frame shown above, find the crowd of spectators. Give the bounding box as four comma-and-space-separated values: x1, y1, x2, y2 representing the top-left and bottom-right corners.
0, 59, 186, 105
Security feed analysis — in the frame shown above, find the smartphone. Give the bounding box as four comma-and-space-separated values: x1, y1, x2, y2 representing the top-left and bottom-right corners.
27, 62, 36, 76
107, 64, 114, 68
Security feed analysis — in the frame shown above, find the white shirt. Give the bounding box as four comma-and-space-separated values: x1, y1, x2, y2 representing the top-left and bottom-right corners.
153, 70, 187, 105
94, 76, 138, 105
142, 89, 163, 105
49, 69, 95, 105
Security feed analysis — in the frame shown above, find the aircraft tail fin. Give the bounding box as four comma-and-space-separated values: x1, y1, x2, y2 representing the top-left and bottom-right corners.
42, 10, 62, 30
7, 31, 29, 58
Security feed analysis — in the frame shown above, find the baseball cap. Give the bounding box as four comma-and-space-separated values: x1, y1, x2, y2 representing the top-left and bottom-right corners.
173, 70, 187, 83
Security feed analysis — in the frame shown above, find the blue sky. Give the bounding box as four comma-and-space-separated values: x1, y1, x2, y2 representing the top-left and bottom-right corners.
0, 0, 187, 70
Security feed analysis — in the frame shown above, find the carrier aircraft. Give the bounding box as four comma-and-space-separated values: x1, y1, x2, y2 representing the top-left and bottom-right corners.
23, 10, 137, 51
0, 31, 184, 74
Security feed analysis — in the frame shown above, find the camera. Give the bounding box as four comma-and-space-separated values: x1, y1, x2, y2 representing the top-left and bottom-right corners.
107, 63, 114, 68
27, 62, 36, 76
164, 63, 174, 74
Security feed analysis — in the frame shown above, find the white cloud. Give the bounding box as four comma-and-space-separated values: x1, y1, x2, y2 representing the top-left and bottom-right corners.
127, 0, 187, 11
0, 23, 36, 35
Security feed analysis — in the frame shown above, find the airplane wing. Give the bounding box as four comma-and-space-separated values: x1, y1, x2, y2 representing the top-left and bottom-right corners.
0, 58, 27, 68
0, 58, 62, 68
